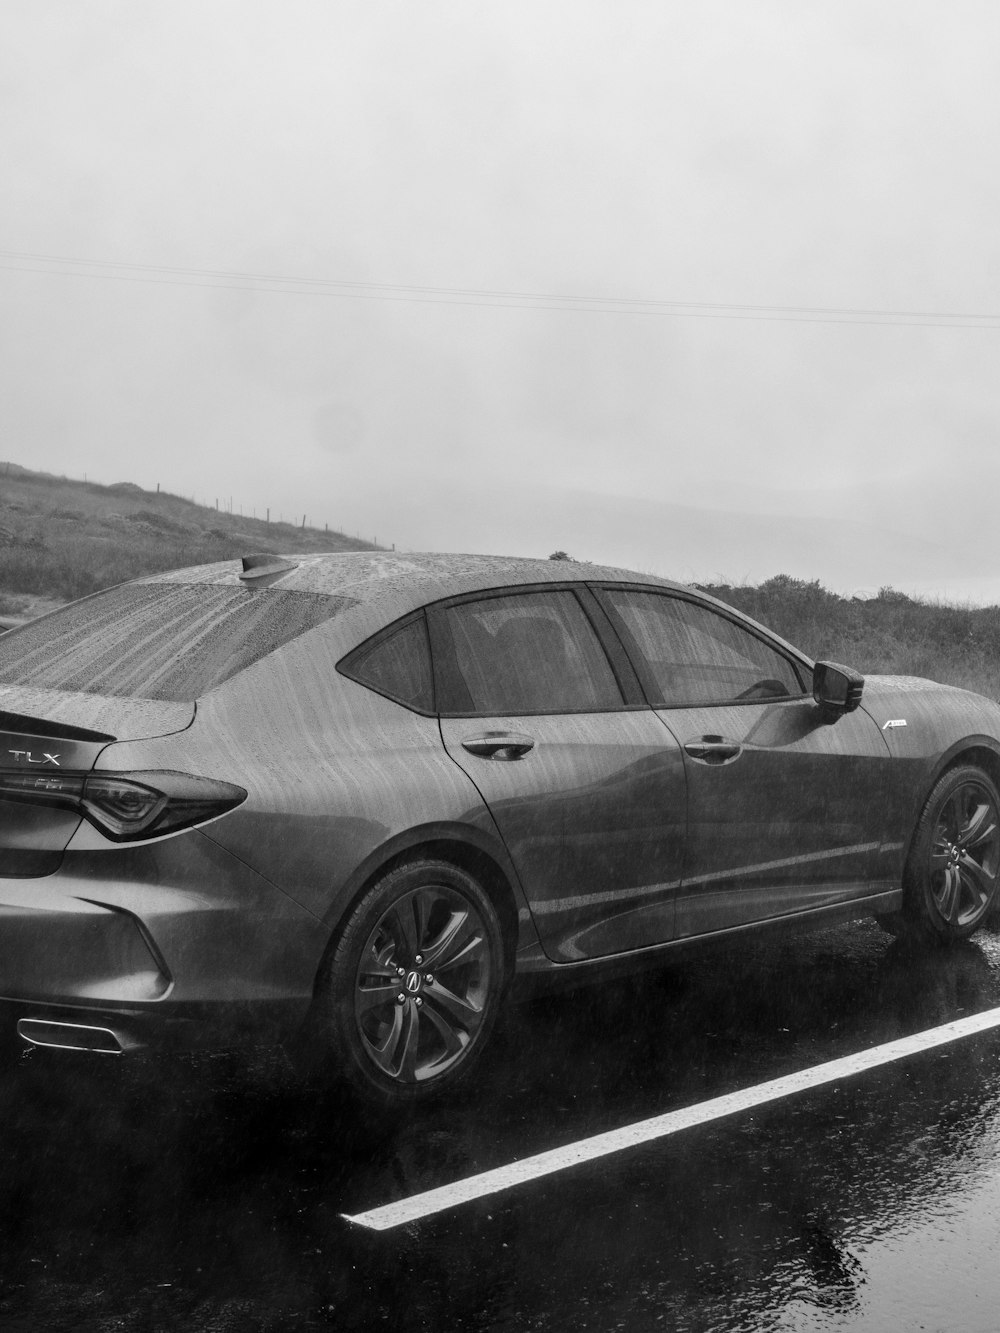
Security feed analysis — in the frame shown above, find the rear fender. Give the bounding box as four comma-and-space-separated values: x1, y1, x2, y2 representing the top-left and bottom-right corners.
318, 820, 538, 967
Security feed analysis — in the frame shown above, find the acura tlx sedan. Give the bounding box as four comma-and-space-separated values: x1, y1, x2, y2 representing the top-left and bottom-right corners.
0, 551, 998, 1108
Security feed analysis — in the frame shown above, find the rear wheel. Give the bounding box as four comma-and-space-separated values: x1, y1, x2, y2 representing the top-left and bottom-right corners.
885, 765, 1000, 943
313, 859, 505, 1109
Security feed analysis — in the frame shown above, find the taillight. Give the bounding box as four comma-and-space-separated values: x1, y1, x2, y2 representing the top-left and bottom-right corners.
82, 776, 165, 836
0, 769, 246, 842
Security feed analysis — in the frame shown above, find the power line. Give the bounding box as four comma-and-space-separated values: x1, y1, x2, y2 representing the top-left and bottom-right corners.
1, 246, 998, 329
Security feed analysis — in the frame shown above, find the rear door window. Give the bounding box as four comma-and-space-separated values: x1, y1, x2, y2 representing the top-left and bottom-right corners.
434, 590, 624, 715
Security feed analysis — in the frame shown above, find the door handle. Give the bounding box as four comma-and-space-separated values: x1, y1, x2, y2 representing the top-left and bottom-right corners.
461, 733, 536, 760
683, 737, 743, 764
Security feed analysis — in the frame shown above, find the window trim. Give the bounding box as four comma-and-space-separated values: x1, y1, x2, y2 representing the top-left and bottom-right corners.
574, 585, 646, 706
337, 580, 814, 719
425, 583, 641, 718
590, 582, 811, 710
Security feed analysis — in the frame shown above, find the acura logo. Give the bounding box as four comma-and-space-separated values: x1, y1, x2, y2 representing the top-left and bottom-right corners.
405, 970, 422, 994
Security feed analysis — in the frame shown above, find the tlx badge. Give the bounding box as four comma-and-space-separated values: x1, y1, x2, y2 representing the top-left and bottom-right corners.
7, 750, 61, 765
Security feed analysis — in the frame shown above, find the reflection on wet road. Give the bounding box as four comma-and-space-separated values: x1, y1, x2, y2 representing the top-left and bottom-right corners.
3, 920, 1000, 1330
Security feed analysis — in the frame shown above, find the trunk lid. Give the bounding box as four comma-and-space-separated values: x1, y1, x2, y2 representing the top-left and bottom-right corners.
0, 685, 194, 742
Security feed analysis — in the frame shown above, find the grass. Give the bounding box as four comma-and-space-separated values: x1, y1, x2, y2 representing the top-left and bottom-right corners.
0, 462, 379, 605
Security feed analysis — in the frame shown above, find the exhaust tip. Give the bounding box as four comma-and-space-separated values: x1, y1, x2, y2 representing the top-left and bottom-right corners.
16, 1018, 139, 1055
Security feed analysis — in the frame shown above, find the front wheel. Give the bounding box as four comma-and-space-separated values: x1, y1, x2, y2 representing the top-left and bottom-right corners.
890, 765, 1000, 943
312, 859, 505, 1109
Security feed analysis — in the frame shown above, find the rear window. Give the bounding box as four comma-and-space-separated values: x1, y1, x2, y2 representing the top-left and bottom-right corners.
0, 584, 356, 702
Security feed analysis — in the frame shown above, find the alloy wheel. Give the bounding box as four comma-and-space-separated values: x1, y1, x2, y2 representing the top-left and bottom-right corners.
353, 883, 493, 1083
929, 780, 1000, 928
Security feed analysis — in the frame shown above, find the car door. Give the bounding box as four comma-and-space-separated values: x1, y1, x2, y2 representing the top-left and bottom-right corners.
430, 586, 687, 962
594, 586, 896, 937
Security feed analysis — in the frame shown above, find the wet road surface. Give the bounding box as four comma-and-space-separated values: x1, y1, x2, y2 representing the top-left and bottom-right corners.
3, 919, 1000, 1331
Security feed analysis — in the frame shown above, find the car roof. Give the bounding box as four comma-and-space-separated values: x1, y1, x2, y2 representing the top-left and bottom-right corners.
137, 550, 812, 669
139, 551, 689, 620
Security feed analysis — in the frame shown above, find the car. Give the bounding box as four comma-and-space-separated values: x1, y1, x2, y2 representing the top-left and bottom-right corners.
0, 551, 998, 1107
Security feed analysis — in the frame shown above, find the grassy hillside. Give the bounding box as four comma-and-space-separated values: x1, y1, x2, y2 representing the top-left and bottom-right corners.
1, 466, 997, 700
0, 462, 380, 620
704, 575, 1000, 700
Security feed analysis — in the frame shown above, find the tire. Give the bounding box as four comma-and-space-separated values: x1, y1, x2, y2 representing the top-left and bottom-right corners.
312, 859, 505, 1110
892, 765, 1000, 944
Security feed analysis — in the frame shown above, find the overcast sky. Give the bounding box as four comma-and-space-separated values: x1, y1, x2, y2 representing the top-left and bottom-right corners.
4, 2, 1000, 598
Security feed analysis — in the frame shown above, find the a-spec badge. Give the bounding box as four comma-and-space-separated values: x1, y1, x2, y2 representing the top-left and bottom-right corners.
882, 719, 908, 730
7, 750, 61, 765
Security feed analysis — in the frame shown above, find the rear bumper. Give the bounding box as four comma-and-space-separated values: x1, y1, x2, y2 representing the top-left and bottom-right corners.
2, 997, 314, 1055
0, 830, 330, 1052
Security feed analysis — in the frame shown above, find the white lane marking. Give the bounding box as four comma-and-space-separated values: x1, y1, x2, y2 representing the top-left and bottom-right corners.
342, 1005, 1000, 1231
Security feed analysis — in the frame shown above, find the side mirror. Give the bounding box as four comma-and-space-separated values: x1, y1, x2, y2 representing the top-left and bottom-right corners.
813, 661, 864, 717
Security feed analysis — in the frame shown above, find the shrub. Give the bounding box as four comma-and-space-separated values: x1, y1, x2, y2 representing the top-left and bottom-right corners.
704, 577, 1000, 699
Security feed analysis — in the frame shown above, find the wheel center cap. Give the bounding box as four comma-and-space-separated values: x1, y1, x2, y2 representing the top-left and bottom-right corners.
405, 970, 422, 995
